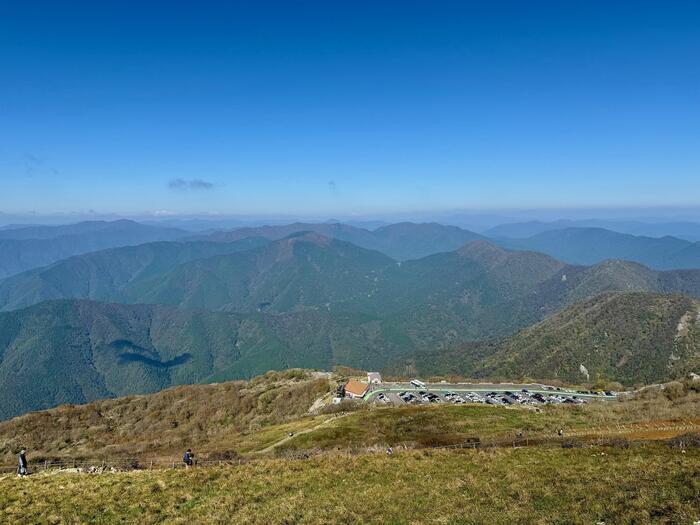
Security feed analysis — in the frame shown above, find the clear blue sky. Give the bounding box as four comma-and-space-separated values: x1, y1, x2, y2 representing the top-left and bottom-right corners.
1, 1, 699, 217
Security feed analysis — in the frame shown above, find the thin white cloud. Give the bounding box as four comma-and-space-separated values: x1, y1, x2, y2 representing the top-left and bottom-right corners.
168, 178, 215, 190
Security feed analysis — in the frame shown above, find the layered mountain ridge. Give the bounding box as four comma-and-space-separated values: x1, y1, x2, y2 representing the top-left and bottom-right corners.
1, 219, 700, 419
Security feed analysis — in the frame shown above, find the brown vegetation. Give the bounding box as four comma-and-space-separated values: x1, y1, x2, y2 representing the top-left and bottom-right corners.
0, 370, 331, 463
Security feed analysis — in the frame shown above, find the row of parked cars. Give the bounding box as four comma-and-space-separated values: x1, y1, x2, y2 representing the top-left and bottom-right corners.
396, 391, 443, 403
389, 389, 589, 406
546, 386, 616, 397
396, 392, 417, 403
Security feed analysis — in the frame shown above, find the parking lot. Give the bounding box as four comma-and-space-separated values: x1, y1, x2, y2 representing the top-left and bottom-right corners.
366, 381, 618, 407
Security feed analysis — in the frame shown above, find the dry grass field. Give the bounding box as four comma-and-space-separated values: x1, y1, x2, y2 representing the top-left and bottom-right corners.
1, 444, 698, 524
1, 372, 699, 523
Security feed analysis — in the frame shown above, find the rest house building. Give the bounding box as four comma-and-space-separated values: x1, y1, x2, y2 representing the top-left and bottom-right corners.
344, 379, 369, 399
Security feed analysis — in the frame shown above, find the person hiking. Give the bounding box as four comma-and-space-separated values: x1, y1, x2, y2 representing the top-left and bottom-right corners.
18, 449, 28, 477
183, 449, 194, 468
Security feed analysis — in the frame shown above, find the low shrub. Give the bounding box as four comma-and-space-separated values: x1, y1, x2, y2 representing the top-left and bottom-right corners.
206, 450, 240, 461
666, 432, 700, 449
319, 400, 368, 415
561, 438, 583, 449
600, 437, 630, 449
662, 381, 686, 401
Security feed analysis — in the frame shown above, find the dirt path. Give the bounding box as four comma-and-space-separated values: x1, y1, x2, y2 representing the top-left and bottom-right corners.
255, 413, 349, 454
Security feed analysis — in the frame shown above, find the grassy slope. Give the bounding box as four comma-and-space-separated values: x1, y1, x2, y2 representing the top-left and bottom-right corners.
1, 375, 699, 523
276, 393, 700, 453
0, 370, 333, 462
2, 367, 698, 464
1, 446, 698, 524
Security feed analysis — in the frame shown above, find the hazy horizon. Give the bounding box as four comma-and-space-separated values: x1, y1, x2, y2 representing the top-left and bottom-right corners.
3, 206, 700, 232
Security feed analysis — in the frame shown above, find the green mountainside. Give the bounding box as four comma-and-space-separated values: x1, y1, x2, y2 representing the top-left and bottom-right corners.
2, 235, 700, 355
0, 299, 408, 420
486, 218, 700, 241
374, 241, 569, 345
370, 222, 485, 260
3, 288, 700, 420
0, 220, 188, 279
481, 292, 700, 385
0, 220, 185, 241
400, 292, 700, 386
1, 227, 700, 417
0, 237, 269, 311
203, 221, 484, 260
131, 232, 395, 312
500, 227, 700, 270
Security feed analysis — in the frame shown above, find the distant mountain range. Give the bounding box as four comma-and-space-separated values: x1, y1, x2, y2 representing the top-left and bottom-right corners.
486, 219, 700, 242
207, 220, 700, 270
0, 220, 182, 241
0, 237, 270, 311
201, 221, 484, 261
2, 218, 699, 280
2, 230, 700, 335
1, 218, 700, 419
497, 228, 700, 270
2, 232, 699, 319
0, 220, 189, 279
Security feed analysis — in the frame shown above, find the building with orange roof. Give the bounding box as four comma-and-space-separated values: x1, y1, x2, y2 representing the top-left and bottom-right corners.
344, 379, 369, 399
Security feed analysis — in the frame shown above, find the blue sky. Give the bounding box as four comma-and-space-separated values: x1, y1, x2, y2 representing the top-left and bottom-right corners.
1, 1, 699, 217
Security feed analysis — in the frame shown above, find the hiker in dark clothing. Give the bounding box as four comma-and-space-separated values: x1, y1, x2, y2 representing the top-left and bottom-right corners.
18, 449, 28, 477
183, 449, 194, 468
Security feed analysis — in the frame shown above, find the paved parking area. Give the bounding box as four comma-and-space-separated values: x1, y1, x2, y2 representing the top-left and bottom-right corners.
368, 382, 619, 407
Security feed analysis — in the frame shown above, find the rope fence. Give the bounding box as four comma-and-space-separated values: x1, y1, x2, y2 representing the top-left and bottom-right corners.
0, 457, 249, 475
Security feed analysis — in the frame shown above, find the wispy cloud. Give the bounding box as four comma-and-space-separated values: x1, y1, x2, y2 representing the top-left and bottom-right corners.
23, 152, 58, 177
328, 180, 340, 196
168, 178, 215, 191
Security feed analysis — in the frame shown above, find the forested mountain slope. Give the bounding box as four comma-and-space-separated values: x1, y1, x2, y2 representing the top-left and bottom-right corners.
399, 292, 700, 386
0, 299, 404, 420
203, 221, 484, 260
500, 227, 700, 270
0, 237, 269, 311
0, 220, 188, 279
